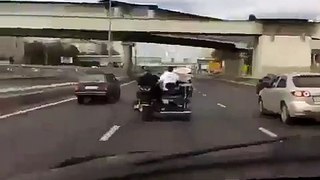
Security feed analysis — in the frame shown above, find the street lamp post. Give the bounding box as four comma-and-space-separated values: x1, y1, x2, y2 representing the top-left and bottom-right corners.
107, 0, 112, 63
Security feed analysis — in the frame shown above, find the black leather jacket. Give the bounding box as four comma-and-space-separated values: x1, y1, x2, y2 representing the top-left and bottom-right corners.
137, 73, 159, 87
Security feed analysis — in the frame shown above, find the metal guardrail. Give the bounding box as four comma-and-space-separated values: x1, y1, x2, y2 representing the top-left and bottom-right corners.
0, 75, 128, 95
0, 64, 79, 79
0, 64, 126, 78
0, 64, 128, 93
0, 76, 131, 115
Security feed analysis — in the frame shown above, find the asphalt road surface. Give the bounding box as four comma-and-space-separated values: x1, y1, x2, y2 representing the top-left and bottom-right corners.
2, 79, 320, 179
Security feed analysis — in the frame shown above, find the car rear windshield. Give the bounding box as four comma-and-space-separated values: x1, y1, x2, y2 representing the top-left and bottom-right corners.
79, 74, 106, 82
292, 75, 320, 87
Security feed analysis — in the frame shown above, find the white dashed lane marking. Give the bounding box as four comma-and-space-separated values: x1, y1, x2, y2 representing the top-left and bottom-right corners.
99, 125, 121, 141
258, 127, 278, 138
217, 103, 226, 108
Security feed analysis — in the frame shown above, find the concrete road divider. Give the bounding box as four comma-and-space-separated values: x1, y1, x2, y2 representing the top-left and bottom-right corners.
0, 82, 77, 94
0, 76, 128, 94
0, 76, 129, 115
0, 64, 127, 80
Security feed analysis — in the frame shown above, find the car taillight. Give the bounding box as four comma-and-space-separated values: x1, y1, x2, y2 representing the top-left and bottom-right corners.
75, 84, 80, 91
291, 90, 311, 97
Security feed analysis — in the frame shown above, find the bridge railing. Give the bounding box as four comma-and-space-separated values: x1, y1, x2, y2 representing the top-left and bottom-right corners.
0, 14, 263, 35
0, 13, 219, 21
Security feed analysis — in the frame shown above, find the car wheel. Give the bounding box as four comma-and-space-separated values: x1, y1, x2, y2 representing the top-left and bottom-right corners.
116, 89, 121, 101
103, 96, 109, 103
184, 114, 191, 121
77, 96, 84, 104
280, 103, 293, 124
258, 99, 267, 115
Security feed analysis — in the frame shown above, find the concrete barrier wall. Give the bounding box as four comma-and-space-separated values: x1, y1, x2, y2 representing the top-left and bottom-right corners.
0, 86, 74, 115
0, 76, 130, 115
0, 64, 127, 79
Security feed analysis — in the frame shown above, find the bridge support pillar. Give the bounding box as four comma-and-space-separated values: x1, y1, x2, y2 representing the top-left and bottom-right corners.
252, 35, 312, 78
224, 59, 244, 77
122, 42, 134, 77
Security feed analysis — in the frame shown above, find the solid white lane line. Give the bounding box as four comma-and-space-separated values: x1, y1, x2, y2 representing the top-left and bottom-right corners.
0, 97, 76, 119
0, 81, 135, 119
258, 127, 278, 138
202, 94, 207, 97
217, 103, 226, 108
99, 125, 120, 141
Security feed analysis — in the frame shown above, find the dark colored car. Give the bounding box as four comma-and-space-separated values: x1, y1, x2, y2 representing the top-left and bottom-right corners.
75, 73, 120, 104
256, 73, 277, 94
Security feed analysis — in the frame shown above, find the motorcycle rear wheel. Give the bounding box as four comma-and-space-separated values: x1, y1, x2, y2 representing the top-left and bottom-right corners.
141, 106, 153, 122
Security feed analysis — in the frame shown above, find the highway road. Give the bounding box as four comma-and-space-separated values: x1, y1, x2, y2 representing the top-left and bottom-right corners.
2, 78, 320, 179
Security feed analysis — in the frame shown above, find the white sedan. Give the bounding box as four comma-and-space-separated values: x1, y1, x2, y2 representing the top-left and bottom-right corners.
259, 73, 320, 124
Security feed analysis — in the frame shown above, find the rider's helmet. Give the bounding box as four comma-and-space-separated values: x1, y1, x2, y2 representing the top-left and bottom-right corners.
167, 66, 174, 72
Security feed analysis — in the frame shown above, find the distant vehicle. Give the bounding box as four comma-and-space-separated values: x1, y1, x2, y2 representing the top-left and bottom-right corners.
259, 73, 320, 124
208, 60, 222, 74
75, 73, 120, 104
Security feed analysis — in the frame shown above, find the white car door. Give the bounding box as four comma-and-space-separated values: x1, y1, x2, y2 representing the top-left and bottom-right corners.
261, 77, 280, 112
269, 76, 288, 113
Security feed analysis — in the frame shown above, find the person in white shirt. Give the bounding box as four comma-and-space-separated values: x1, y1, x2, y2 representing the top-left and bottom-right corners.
173, 67, 193, 83
159, 67, 179, 91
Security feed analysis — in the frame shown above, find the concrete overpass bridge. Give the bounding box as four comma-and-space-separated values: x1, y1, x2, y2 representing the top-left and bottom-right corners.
1, 1, 320, 77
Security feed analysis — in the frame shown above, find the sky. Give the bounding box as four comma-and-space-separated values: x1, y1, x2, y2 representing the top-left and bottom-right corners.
26, 0, 320, 20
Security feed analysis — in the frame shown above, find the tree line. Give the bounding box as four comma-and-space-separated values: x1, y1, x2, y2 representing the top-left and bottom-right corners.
24, 41, 120, 66
24, 41, 80, 65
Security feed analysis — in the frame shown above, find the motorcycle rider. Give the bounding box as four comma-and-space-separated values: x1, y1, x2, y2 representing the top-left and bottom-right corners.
134, 69, 160, 109
137, 69, 159, 87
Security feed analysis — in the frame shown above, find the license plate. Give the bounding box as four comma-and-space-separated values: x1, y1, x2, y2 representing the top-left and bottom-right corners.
162, 99, 169, 104
313, 96, 320, 102
85, 86, 98, 90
